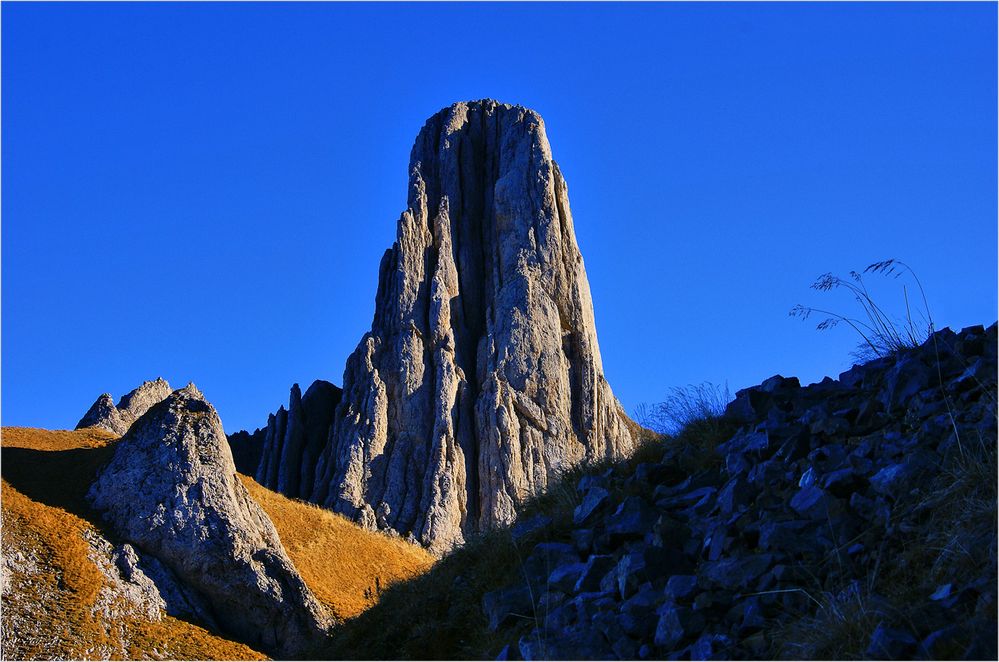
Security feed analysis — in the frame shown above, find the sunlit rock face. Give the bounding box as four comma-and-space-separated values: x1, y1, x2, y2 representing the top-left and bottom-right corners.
89, 384, 332, 658
76, 378, 172, 436
307, 100, 635, 553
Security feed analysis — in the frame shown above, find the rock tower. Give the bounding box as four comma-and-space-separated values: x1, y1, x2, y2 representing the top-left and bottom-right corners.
301, 100, 634, 552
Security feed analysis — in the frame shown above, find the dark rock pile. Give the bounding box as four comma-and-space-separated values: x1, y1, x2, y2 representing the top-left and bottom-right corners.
485, 323, 997, 660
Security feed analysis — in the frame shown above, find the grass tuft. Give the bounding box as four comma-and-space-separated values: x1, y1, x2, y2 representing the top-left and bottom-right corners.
636, 382, 738, 474
790, 258, 934, 362
635, 381, 731, 437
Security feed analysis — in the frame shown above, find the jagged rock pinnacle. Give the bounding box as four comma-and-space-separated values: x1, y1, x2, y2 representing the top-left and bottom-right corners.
304, 99, 635, 552
76, 377, 172, 435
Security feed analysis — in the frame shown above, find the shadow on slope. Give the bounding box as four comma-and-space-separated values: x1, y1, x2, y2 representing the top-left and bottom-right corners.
325, 324, 998, 660
321, 431, 676, 660
240, 474, 435, 621
1, 427, 117, 528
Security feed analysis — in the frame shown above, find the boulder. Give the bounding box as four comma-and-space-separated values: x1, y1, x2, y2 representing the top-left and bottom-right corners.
789, 485, 834, 519
575, 555, 617, 593
522, 543, 579, 589
574, 487, 611, 526
605, 496, 657, 543
510, 515, 553, 543
548, 562, 588, 594
620, 586, 662, 636
665, 575, 700, 602
700, 554, 774, 589
88, 384, 331, 657
483, 585, 534, 632
654, 603, 704, 649
866, 622, 919, 660
689, 632, 733, 660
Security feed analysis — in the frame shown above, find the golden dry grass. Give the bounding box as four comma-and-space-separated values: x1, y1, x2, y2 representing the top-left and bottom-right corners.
1, 425, 118, 451
1, 427, 266, 660
1, 426, 435, 659
239, 475, 435, 620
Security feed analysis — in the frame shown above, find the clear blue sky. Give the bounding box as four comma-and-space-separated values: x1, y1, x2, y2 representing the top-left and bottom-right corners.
3, 2, 996, 433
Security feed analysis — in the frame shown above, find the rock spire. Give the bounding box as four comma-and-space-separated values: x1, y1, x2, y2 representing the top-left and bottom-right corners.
243, 380, 342, 499
307, 100, 634, 552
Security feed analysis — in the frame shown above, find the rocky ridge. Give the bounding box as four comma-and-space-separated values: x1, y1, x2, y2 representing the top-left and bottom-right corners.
88, 384, 333, 658
479, 323, 997, 660
76, 378, 172, 436
235, 100, 635, 553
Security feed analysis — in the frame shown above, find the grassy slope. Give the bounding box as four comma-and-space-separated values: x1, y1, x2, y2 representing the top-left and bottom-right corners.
1, 426, 434, 659
1, 427, 265, 660
240, 474, 434, 620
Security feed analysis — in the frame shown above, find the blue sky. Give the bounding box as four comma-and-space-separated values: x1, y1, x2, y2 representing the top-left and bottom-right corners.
3, 2, 996, 433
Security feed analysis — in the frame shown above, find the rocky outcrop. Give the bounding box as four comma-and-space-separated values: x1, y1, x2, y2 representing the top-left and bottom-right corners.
76, 378, 172, 436
236, 101, 634, 553
88, 384, 332, 658
237, 380, 342, 499
484, 323, 998, 660
76, 393, 127, 436
83, 530, 218, 630
303, 100, 634, 553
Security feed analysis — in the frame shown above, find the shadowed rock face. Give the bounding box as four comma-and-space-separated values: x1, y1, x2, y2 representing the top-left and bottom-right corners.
88, 384, 332, 658
246, 380, 342, 500
305, 100, 635, 553
76, 378, 172, 436
227, 427, 266, 476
